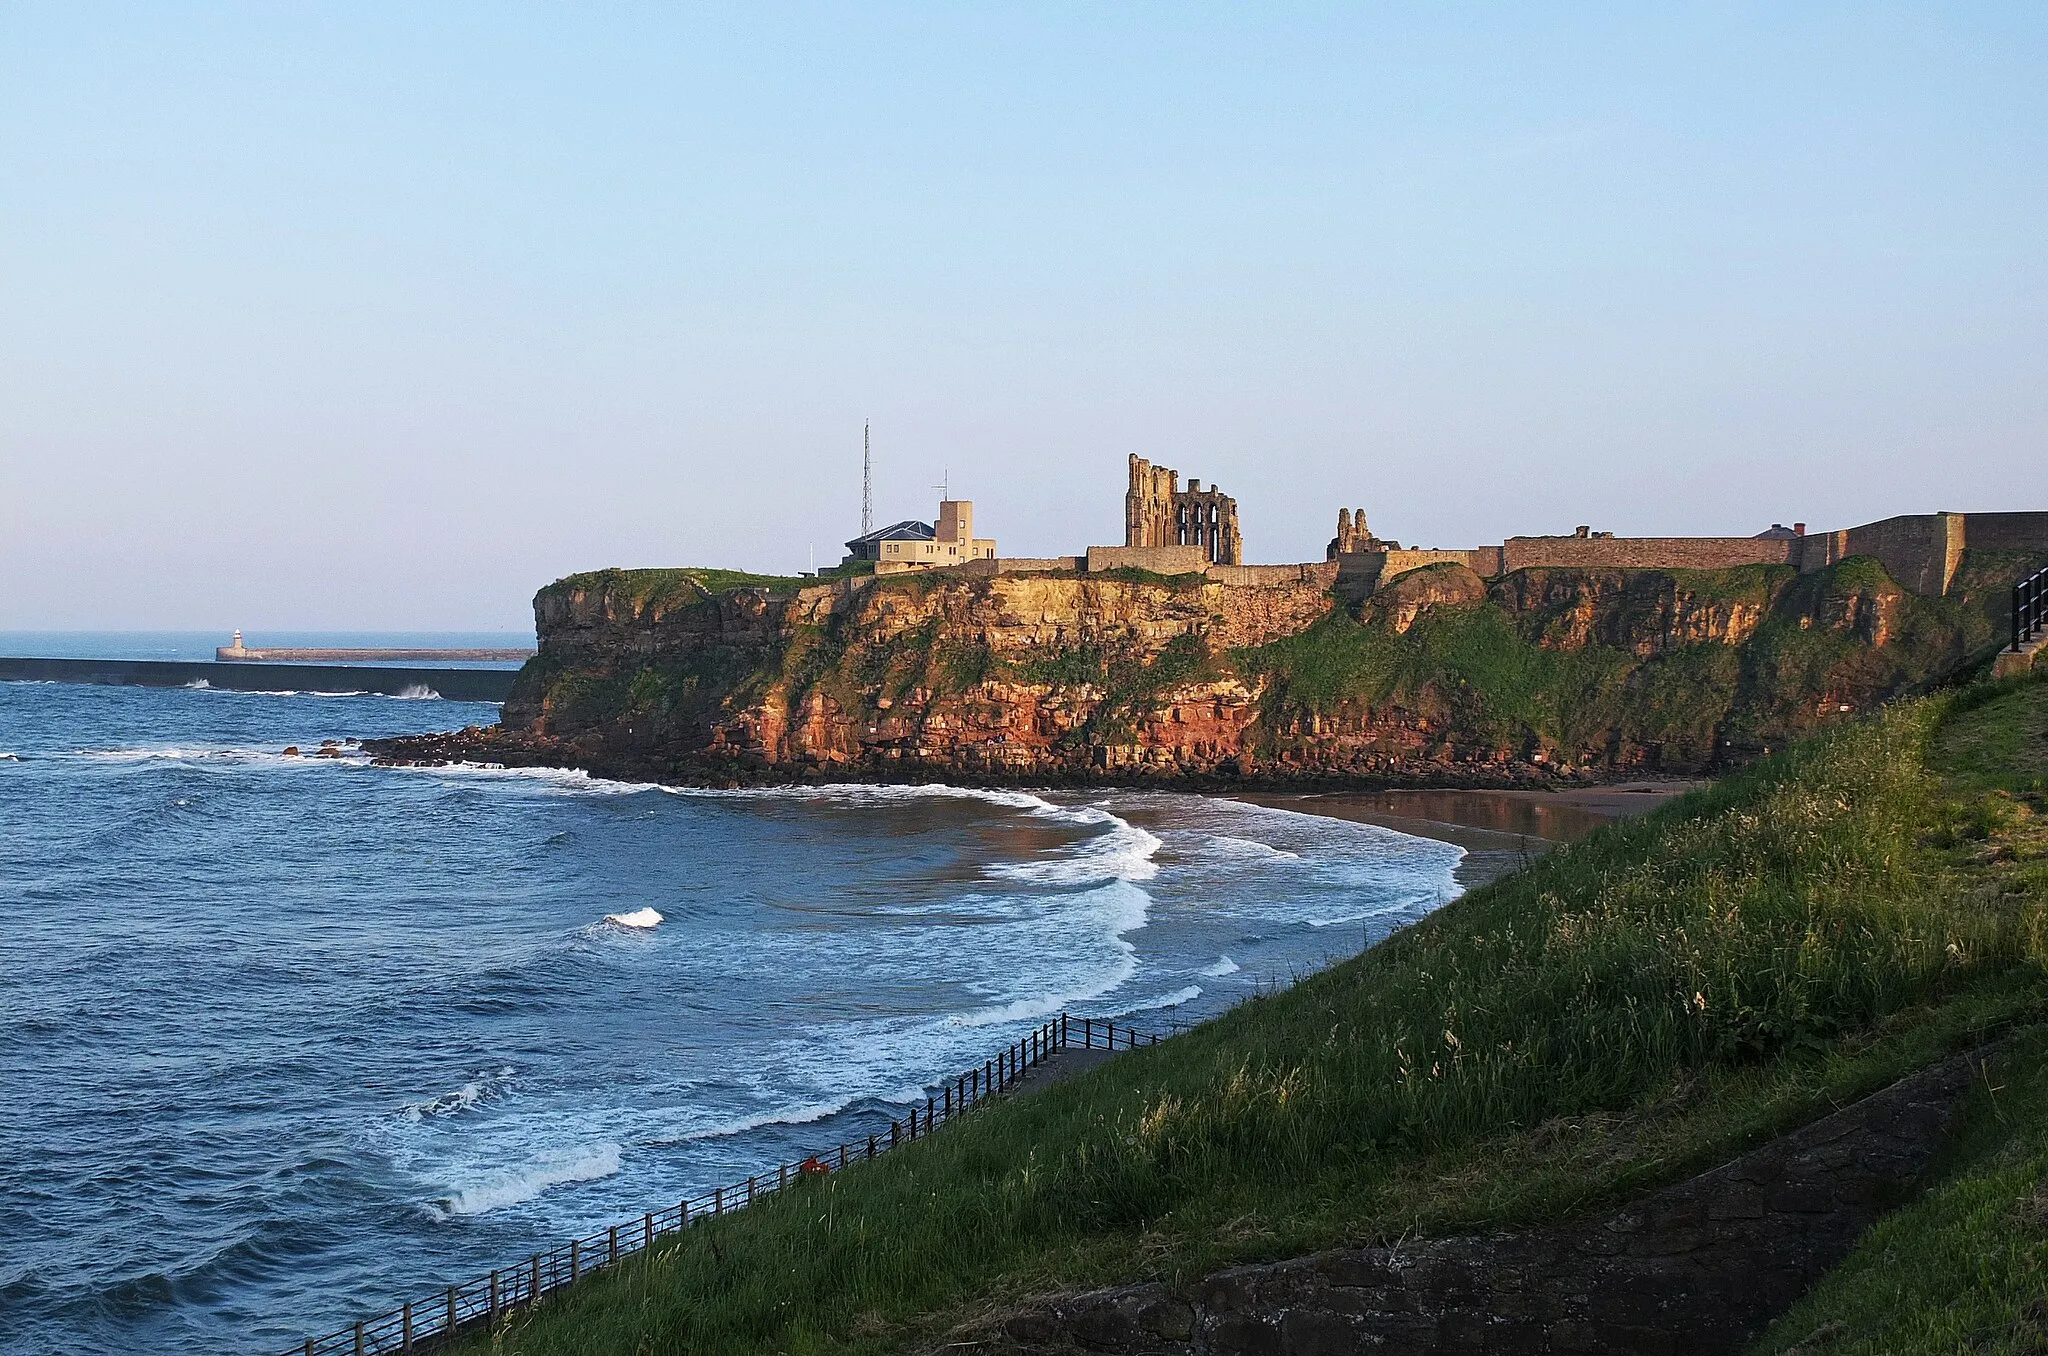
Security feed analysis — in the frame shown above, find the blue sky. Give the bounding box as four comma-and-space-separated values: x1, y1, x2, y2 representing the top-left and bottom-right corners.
3, 3, 2043, 628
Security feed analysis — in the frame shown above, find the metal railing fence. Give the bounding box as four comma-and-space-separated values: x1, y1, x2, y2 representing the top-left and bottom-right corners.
279, 1012, 1166, 1355
2015, 566, 2048, 654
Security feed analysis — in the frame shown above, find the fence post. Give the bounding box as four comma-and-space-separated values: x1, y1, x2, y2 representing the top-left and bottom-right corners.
489, 1271, 500, 1322
746, 1178, 756, 1208
1061, 1012, 1069, 1048
838, 1142, 848, 1169
645, 1211, 654, 1251
355, 1320, 365, 1356
531, 1253, 541, 1300
305, 1340, 314, 1356
403, 1300, 414, 1352
571, 1238, 580, 1281
715, 1185, 724, 1215
890, 1120, 899, 1148
446, 1287, 456, 1336
868, 1133, 878, 1157
610, 1225, 620, 1264
779, 1162, 788, 1190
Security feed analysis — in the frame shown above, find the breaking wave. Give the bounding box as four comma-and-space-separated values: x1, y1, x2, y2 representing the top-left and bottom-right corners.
602, 907, 663, 929
431, 1144, 622, 1218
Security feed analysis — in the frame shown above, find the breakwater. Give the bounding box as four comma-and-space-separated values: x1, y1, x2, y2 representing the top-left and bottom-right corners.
0, 656, 518, 702
219, 646, 536, 663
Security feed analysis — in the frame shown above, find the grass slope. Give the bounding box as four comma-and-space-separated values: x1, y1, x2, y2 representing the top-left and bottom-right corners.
1752, 677, 2048, 1356
453, 674, 2048, 1355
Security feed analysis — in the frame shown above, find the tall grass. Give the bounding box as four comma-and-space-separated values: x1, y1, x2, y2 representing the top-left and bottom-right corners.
460, 691, 2047, 1356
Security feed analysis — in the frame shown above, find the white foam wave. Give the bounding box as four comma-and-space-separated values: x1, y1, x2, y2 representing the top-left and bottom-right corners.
402, 1067, 514, 1122
1200, 955, 1240, 977
950, 879, 1149, 1027
395, 684, 442, 700
603, 907, 663, 929
433, 1143, 621, 1217
647, 1097, 858, 1147
984, 808, 1162, 886
1190, 833, 1301, 862
183, 679, 211, 690
390, 762, 661, 796
1306, 902, 1417, 928
1123, 984, 1201, 1012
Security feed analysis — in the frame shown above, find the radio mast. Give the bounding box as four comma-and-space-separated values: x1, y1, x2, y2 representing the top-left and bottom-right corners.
861, 423, 873, 538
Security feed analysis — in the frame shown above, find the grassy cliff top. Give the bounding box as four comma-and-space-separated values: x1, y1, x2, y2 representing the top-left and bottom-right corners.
545, 566, 814, 608
455, 669, 2048, 1355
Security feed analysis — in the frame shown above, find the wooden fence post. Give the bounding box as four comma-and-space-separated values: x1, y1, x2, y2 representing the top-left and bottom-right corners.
355, 1320, 365, 1356
868, 1133, 878, 1157
403, 1299, 413, 1351
571, 1238, 580, 1282
489, 1271, 499, 1322
645, 1211, 654, 1250
530, 1253, 541, 1300
609, 1225, 619, 1264
445, 1287, 456, 1335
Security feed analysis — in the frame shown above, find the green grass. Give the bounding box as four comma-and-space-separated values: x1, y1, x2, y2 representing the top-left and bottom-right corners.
546, 567, 813, 609
1748, 676, 2048, 1355
448, 674, 2048, 1355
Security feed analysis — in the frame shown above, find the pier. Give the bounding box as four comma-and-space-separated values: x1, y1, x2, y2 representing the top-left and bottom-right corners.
0, 656, 519, 702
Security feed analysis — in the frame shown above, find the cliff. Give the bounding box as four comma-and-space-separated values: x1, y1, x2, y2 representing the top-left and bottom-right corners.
371, 554, 2028, 785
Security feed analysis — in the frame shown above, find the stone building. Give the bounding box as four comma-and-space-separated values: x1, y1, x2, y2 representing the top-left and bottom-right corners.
1123, 455, 1242, 566
842, 500, 997, 574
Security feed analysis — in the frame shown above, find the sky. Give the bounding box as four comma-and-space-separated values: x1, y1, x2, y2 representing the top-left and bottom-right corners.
2, 4, 2044, 630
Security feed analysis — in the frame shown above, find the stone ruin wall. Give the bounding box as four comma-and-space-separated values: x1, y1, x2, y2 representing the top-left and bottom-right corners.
1124, 454, 1243, 566
1501, 535, 1798, 573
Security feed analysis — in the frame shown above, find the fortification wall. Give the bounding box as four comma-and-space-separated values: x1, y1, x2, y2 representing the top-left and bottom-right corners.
1085, 545, 1211, 575
1503, 536, 1796, 573
994, 556, 1085, 574
1384, 548, 1496, 577
1801, 514, 1960, 595
1203, 562, 1339, 588
1959, 512, 2048, 554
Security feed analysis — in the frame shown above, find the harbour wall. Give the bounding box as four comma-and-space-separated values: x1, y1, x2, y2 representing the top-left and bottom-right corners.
0, 657, 519, 702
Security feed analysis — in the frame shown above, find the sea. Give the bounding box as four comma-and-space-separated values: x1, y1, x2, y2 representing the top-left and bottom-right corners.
0, 634, 1465, 1355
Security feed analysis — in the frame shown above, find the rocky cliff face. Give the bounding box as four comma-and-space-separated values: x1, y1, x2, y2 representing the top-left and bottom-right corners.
372, 556, 2011, 787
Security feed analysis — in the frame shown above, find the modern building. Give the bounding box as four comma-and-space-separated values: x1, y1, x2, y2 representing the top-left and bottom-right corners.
842, 500, 997, 574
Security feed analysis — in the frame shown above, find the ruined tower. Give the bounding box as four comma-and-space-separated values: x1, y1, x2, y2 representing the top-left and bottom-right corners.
1124, 454, 1242, 565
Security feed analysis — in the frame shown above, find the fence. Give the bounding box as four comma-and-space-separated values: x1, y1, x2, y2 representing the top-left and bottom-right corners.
2016, 566, 2048, 654
279, 1012, 1166, 1355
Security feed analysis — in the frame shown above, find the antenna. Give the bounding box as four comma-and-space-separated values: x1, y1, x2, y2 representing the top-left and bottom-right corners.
861, 423, 873, 537
934, 468, 949, 500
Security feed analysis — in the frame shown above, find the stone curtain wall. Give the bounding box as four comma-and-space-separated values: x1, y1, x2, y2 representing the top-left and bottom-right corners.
1502, 536, 1799, 573
994, 1049, 1986, 1356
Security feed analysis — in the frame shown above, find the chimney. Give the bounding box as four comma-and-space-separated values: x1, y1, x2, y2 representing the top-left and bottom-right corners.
1794, 522, 1806, 535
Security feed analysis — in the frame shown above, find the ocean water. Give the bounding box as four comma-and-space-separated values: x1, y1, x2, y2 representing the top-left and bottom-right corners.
0, 674, 1462, 1355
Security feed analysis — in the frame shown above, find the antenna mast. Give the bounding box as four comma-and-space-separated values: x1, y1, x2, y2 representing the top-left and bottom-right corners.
861, 423, 873, 537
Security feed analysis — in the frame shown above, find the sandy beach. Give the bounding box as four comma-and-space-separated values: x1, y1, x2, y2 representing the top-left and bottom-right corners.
1235, 780, 1708, 889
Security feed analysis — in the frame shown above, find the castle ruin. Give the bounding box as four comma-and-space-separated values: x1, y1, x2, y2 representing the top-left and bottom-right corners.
1125, 455, 1242, 566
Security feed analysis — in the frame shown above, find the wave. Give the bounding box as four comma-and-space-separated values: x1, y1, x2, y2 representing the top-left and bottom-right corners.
395, 684, 442, 700
1305, 901, 1420, 928
1200, 955, 1240, 977
183, 679, 211, 690
1121, 984, 1201, 1013
389, 762, 662, 796
401, 1068, 514, 1122
1189, 832, 1301, 862
950, 879, 1149, 1027
647, 1096, 865, 1147
431, 1143, 621, 1217
603, 907, 663, 929
984, 807, 1162, 886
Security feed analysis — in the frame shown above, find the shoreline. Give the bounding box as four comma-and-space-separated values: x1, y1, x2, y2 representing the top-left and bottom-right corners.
1235, 780, 1706, 889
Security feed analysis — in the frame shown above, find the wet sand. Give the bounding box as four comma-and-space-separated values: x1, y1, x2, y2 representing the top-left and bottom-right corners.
1234, 781, 1707, 889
